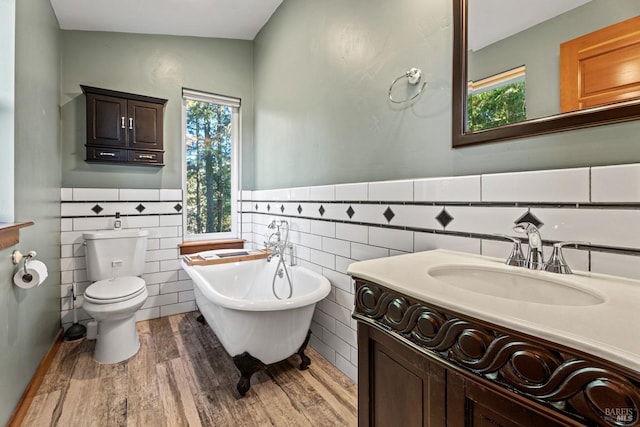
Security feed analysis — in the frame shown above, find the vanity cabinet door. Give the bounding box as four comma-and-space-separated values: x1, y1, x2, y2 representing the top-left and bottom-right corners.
447, 371, 577, 427
358, 324, 446, 427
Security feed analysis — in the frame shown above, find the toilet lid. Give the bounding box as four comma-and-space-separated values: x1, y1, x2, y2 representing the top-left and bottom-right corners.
85, 277, 146, 302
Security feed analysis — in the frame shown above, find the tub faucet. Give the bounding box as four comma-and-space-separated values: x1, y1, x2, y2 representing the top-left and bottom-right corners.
265, 220, 289, 262
265, 238, 280, 261
513, 222, 544, 270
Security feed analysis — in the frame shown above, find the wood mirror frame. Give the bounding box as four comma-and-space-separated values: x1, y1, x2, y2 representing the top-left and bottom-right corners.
452, 0, 640, 148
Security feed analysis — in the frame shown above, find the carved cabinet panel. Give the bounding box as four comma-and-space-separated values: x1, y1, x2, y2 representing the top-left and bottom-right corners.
82, 86, 166, 166
353, 279, 640, 427
447, 371, 569, 427
358, 324, 446, 427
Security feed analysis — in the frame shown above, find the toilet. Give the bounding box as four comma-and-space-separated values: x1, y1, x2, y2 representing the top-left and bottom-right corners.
82, 229, 149, 364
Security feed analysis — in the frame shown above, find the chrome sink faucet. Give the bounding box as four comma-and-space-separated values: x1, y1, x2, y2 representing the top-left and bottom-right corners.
513, 222, 544, 270
498, 224, 589, 274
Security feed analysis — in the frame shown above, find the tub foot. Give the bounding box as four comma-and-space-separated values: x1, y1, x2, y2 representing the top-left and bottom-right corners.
196, 314, 207, 325
232, 352, 265, 397
297, 329, 312, 370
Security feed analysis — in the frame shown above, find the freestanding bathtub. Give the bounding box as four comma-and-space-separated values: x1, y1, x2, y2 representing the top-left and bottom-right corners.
181, 251, 331, 395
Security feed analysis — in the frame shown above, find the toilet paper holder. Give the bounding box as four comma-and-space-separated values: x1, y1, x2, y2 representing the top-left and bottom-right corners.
12, 250, 37, 282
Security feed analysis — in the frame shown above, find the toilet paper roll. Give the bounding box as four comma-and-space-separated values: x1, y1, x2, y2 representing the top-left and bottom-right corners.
13, 260, 48, 289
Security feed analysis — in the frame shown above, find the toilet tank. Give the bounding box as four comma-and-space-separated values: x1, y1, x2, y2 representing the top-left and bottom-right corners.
83, 229, 148, 281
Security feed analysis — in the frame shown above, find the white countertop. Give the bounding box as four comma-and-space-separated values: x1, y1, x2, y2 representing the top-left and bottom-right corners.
347, 249, 640, 375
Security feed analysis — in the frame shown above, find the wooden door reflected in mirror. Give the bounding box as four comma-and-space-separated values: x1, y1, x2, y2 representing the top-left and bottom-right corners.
560, 15, 640, 113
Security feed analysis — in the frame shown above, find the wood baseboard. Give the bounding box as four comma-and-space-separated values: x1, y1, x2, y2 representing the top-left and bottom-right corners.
7, 328, 64, 427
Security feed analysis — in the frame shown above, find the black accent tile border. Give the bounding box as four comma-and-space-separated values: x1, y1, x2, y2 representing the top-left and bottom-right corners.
436, 208, 453, 228
241, 199, 640, 210
243, 210, 640, 258
61, 199, 183, 203
61, 212, 182, 219
346, 206, 355, 219
383, 207, 395, 223
515, 210, 544, 228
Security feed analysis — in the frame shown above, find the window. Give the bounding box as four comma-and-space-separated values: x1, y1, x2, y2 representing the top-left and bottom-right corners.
467, 66, 526, 131
182, 89, 240, 240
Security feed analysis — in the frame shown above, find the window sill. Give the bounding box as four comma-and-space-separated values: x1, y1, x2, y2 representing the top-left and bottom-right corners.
178, 238, 245, 255
0, 222, 35, 250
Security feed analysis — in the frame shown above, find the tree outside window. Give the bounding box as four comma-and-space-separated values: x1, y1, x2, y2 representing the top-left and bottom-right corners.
467, 80, 526, 132
185, 100, 232, 235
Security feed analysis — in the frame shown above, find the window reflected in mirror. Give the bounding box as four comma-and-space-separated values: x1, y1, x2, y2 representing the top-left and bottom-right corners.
467, 66, 526, 131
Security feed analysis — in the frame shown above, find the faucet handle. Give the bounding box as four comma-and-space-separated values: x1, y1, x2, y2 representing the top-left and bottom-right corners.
544, 241, 589, 274
494, 234, 525, 267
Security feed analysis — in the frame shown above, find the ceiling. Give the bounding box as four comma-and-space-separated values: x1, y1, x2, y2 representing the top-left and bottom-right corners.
468, 0, 592, 51
50, 0, 593, 49
50, 0, 283, 40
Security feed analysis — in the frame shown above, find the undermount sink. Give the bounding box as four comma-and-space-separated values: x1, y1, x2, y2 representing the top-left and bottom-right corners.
427, 265, 605, 306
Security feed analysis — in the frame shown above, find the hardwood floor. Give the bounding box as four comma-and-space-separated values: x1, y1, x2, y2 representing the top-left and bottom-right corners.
22, 312, 357, 426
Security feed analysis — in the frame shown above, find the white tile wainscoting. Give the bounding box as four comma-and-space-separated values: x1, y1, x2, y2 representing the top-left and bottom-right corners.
59, 163, 640, 383
60, 188, 193, 331
242, 163, 640, 382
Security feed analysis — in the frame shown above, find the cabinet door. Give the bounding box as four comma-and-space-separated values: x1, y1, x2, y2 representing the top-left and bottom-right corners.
86, 93, 127, 147
447, 371, 575, 427
359, 324, 446, 427
128, 100, 164, 150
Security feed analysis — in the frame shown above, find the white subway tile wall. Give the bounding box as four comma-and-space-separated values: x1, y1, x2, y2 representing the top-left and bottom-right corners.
60, 188, 193, 331
591, 163, 640, 203
243, 163, 640, 382
414, 175, 481, 202
481, 168, 591, 203
59, 164, 640, 384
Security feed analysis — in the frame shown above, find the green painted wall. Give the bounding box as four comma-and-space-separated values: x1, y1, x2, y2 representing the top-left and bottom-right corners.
0, 0, 61, 424
252, 0, 640, 190
0, 0, 15, 221
468, 0, 640, 120
60, 31, 254, 189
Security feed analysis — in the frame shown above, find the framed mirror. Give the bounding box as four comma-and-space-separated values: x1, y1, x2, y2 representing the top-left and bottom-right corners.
453, 0, 640, 147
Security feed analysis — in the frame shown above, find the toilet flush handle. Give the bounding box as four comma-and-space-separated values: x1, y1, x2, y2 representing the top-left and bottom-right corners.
112, 260, 124, 267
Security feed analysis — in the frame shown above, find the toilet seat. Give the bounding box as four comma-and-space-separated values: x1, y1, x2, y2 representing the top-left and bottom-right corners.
84, 277, 146, 304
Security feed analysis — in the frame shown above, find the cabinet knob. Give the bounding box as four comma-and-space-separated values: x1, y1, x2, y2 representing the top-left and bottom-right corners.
121, 117, 126, 129
99, 151, 116, 157
129, 117, 133, 129
138, 154, 155, 160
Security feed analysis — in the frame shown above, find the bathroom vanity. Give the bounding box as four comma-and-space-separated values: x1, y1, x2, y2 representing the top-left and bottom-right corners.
348, 250, 640, 426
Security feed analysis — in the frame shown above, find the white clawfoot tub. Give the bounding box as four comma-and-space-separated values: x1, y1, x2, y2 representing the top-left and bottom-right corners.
181, 251, 331, 395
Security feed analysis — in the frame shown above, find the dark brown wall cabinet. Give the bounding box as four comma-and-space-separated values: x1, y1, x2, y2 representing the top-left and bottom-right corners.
82, 86, 167, 166
354, 279, 640, 427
